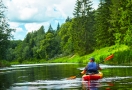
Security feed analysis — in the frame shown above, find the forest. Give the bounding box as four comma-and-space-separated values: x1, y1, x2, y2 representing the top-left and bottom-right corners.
1, 0, 132, 66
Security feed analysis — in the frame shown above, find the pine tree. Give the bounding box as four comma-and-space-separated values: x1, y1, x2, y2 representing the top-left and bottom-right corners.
73, 0, 82, 18
59, 21, 73, 55
65, 16, 72, 22
71, 0, 94, 55
47, 24, 54, 33
57, 23, 60, 31
119, 0, 132, 45
94, 0, 113, 48
109, 0, 123, 45
0, 0, 15, 60
37, 25, 45, 35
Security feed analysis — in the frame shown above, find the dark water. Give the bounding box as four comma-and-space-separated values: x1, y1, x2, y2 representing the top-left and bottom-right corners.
0, 63, 132, 90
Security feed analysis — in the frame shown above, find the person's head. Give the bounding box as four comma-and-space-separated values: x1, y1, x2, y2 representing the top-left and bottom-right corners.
89, 57, 95, 62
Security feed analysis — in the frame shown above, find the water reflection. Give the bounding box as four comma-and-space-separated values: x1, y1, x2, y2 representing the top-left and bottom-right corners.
1, 64, 132, 90
0, 63, 83, 90
12, 79, 82, 89
82, 80, 115, 90
82, 80, 100, 90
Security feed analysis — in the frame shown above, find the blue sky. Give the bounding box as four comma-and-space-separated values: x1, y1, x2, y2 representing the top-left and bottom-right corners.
3, 0, 99, 40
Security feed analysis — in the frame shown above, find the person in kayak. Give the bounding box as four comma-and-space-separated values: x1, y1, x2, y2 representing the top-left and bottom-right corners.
84, 57, 101, 74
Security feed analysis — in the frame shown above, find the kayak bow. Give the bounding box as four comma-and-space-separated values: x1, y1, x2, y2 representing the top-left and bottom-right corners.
82, 72, 103, 81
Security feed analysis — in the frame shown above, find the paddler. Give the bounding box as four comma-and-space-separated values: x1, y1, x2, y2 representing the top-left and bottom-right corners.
83, 57, 101, 75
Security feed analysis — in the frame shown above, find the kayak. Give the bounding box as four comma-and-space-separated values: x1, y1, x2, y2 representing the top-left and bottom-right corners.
82, 72, 103, 81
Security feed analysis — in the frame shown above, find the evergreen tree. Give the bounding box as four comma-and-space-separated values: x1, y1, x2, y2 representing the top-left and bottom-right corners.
71, 0, 94, 55
65, 16, 72, 22
55, 23, 62, 55
73, 0, 82, 17
109, 0, 123, 45
57, 23, 60, 31
37, 25, 45, 35
118, 0, 132, 45
94, 0, 113, 48
47, 24, 54, 33
0, 0, 15, 60
59, 21, 73, 55
109, 0, 132, 45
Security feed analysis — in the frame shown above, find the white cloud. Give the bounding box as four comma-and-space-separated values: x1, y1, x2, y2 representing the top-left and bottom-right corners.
19, 7, 38, 20
9, 22, 25, 32
9, 22, 19, 29
4, 0, 76, 23
3, 0, 99, 40
25, 23, 44, 32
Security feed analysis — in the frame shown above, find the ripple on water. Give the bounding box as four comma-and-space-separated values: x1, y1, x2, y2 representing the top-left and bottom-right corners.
12, 78, 82, 89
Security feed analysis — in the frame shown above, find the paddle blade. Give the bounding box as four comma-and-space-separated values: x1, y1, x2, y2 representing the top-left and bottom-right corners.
81, 70, 86, 75
104, 54, 114, 61
67, 76, 76, 80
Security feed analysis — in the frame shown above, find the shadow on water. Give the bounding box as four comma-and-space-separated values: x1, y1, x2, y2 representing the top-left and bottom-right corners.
0, 63, 132, 90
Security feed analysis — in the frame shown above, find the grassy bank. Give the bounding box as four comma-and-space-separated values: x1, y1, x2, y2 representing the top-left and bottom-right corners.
49, 44, 131, 64
10, 44, 132, 65
0, 60, 11, 67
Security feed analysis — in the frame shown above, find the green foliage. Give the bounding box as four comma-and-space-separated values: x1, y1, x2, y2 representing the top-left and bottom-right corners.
71, 0, 95, 55
59, 21, 73, 55
119, 0, 132, 45
4, 0, 132, 65
94, 0, 115, 48
0, 0, 15, 60
50, 44, 131, 65
0, 60, 11, 67
7, 24, 61, 63
109, 0, 132, 46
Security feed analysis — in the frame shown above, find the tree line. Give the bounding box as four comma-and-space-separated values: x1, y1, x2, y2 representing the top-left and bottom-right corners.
1, 0, 132, 63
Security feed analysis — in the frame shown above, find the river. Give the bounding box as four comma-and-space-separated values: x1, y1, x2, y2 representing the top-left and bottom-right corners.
0, 63, 132, 90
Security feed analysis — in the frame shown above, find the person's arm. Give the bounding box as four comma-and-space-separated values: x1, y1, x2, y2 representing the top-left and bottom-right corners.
97, 64, 102, 70
81, 65, 87, 74
98, 66, 102, 70
84, 65, 88, 70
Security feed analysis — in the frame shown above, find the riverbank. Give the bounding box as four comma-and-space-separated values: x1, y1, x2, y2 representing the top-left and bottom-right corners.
48, 44, 131, 64
0, 60, 11, 67
9, 44, 132, 65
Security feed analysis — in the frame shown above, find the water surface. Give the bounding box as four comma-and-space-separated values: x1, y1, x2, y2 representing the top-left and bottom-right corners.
0, 63, 132, 90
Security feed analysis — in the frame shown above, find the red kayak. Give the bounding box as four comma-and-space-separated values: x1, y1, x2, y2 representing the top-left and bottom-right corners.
82, 72, 103, 81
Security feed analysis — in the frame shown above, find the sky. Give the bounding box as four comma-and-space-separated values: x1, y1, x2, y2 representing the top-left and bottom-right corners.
3, 0, 99, 40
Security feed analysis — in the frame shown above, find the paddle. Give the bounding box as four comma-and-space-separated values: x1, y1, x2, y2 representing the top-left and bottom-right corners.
100, 54, 114, 63
67, 54, 114, 80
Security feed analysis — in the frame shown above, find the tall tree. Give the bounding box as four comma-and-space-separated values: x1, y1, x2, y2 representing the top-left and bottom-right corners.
94, 0, 113, 48
47, 24, 54, 33
73, 0, 82, 18
59, 21, 73, 55
65, 16, 72, 22
55, 23, 62, 55
56, 23, 60, 31
37, 25, 45, 35
109, 0, 123, 45
71, 0, 95, 55
0, 0, 15, 60
118, 0, 132, 45
39, 33, 57, 59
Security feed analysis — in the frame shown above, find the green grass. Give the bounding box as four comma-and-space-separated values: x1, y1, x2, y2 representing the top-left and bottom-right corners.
10, 59, 48, 65
50, 44, 130, 64
10, 44, 132, 65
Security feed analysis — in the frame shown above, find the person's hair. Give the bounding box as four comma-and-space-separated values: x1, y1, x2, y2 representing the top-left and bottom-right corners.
89, 57, 95, 62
